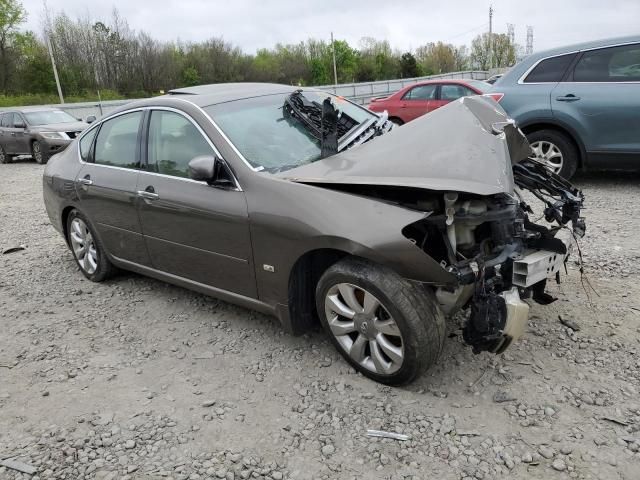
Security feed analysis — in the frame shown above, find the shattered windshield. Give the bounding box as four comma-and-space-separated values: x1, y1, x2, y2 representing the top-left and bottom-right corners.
204, 91, 382, 172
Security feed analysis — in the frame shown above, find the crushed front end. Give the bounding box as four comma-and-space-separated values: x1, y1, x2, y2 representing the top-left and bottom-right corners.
403, 159, 585, 355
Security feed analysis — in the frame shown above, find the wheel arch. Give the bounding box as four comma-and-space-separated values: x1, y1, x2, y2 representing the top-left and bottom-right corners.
286, 248, 350, 335
61, 205, 76, 246
519, 121, 587, 169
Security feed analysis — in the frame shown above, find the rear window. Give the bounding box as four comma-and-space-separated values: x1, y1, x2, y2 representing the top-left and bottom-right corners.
573, 43, 640, 82
523, 53, 576, 83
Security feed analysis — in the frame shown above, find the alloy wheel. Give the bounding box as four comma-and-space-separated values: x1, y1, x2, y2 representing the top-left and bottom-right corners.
0, 148, 5, 163
529, 140, 563, 174
69, 218, 98, 274
33, 142, 43, 163
324, 283, 404, 375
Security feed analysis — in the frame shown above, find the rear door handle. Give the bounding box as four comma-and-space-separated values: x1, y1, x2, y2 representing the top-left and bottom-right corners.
556, 94, 580, 102
79, 178, 93, 186
137, 190, 159, 200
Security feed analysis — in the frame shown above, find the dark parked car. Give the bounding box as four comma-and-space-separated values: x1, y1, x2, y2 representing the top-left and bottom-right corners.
485, 74, 503, 84
43, 83, 585, 384
367, 79, 490, 125
489, 35, 640, 178
0, 108, 89, 164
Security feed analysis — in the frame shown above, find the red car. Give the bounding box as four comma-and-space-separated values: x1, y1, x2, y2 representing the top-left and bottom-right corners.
368, 79, 491, 125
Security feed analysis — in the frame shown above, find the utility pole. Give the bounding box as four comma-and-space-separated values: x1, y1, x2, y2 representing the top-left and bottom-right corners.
46, 34, 64, 104
331, 32, 338, 85
488, 5, 493, 70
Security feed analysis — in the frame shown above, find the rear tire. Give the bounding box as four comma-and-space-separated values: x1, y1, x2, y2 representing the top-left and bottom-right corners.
32, 140, 49, 164
316, 257, 445, 385
526, 129, 578, 180
0, 145, 13, 164
66, 209, 115, 282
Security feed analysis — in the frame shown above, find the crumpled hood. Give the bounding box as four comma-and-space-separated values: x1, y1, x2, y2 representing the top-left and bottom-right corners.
279, 95, 527, 196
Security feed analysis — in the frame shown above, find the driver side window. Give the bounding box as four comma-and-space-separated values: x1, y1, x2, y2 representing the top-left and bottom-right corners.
148, 110, 214, 178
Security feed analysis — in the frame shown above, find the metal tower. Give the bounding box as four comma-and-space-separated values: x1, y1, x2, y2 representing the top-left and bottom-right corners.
526, 26, 534, 55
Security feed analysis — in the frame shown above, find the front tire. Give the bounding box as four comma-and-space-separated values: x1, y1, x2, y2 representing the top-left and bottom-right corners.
32, 140, 49, 164
66, 210, 115, 282
526, 129, 578, 179
0, 145, 13, 164
316, 257, 445, 385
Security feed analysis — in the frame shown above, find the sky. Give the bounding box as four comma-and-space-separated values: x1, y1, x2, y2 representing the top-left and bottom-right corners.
21, 0, 640, 54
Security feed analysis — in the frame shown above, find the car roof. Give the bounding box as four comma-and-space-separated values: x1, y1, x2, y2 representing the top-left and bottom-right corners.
409, 79, 474, 87
166, 82, 300, 107
498, 35, 640, 84
0, 107, 66, 114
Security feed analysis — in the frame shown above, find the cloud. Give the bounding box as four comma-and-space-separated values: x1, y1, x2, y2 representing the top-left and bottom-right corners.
22, 0, 640, 54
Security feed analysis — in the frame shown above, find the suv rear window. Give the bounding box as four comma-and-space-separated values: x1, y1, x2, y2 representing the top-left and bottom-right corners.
523, 53, 576, 83
573, 43, 640, 82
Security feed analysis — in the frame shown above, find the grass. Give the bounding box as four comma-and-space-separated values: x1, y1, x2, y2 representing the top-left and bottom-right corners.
0, 90, 144, 108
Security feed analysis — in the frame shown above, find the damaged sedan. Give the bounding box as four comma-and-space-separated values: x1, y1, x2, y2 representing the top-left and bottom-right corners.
43, 83, 585, 385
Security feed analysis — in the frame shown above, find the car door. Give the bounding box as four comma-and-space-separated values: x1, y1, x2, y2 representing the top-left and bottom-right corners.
11, 113, 30, 154
434, 84, 477, 110
3, 113, 24, 154
552, 42, 640, 168
0, 113, 8, 151
398, 84, 437, 122
75, 110, 151, 266
136, 108, 256, 298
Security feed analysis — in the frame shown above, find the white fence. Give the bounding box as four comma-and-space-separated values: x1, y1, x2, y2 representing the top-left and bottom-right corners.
2, 70, 489, 119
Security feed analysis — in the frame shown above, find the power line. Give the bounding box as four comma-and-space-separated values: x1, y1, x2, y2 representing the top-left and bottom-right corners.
444, 22, 489, 42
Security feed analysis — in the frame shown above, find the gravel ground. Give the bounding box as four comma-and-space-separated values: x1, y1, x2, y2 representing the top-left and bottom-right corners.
1, 160, 639, 480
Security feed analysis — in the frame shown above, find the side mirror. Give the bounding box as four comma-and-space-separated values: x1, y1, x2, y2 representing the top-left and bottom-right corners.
86, 115, 96, 124
14, 122, 25, 129
188, 155, 235, 188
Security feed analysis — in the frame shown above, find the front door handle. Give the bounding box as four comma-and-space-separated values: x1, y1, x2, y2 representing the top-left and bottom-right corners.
78, 175, 93, 187
137, 190, 159, 200
556, 94, 580, 102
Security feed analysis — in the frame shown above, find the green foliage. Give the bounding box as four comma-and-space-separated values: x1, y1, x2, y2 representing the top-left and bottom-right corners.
181, 66, 200, 86
470, 33, 516, 70
2, 5, 515, 102
400, 52, 420, 78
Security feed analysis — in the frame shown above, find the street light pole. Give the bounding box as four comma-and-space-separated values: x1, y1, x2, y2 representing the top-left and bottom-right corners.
331, 32, 338, 85
488, 5, 494, 71
46, 34, 64, 104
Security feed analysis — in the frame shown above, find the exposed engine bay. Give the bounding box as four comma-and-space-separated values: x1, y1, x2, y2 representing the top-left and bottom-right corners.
401, 159, 586, 354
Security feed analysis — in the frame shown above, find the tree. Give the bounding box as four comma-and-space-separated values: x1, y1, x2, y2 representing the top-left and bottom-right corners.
470, 33, 516, 70
416, 42, 457, 75
0, 0, 27, 94
400, 52, 420, 78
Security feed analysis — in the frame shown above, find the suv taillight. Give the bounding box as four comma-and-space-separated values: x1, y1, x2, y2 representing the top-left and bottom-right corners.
485, 93, 504, 103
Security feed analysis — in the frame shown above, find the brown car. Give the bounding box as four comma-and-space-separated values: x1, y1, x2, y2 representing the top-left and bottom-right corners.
0, 108, 89, 164
42, 83, 586, 385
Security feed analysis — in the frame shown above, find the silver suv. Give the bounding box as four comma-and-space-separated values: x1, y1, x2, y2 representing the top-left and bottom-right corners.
0, 108, 89, 164
489, 35, 640, 179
